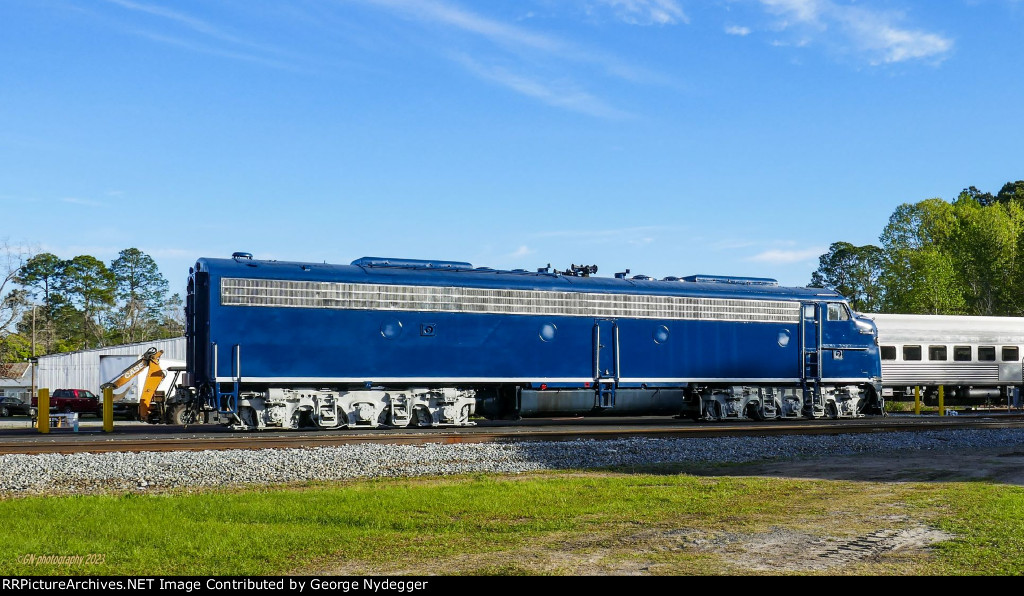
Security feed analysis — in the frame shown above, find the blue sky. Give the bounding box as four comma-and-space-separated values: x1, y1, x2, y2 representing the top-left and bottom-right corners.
2, 0, 1022, 296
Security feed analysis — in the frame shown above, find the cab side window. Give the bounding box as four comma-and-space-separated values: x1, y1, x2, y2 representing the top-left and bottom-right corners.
827, 303, 850, 321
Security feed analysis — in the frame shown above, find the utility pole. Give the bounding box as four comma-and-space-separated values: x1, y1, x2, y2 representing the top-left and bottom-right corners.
30, 306, 37, 398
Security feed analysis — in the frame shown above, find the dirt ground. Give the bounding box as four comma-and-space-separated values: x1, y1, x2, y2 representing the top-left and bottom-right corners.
302, 446, 1024, 576
710, 445, 1024, 487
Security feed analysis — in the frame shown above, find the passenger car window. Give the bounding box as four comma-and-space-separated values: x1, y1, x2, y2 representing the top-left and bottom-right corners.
827, 303, 850, 321
1002, 347, 1020, 362
903, 346, 922, 361
928, 346, 947, 361
953, 346, 971, 361
880, 346, 896, 360
979, 346, 996, 361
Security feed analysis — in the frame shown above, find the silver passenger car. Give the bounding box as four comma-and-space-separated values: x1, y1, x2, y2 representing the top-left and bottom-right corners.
868, 313, 1024, 405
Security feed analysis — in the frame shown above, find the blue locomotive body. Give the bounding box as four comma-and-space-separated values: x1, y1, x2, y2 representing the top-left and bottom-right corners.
184, 254, 883, 429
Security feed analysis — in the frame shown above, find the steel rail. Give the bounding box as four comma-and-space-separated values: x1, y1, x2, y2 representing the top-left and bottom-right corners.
1, 415, 1022, 456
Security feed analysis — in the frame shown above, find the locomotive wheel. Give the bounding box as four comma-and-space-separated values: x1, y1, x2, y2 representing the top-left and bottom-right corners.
412, 407, 432, 428
774, 400, 784, 420
746, 402, 766, 421
825, 401, 839, 420
238, 406, 258, 429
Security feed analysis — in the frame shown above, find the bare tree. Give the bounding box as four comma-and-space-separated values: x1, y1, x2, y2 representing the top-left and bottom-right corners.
0, 239, 34, 364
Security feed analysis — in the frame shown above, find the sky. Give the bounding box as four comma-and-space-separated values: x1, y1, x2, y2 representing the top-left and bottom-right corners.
2, 0, 1022, 297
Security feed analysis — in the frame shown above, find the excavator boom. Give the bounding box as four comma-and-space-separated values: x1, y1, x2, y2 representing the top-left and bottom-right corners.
100, 347, 165, 420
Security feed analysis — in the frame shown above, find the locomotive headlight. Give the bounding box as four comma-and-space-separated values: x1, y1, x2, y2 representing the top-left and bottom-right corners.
854, 319, 875, 335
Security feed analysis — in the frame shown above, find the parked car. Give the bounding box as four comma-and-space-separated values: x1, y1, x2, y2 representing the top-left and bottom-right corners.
0, 396, 31, 417
32, 389, 103, 417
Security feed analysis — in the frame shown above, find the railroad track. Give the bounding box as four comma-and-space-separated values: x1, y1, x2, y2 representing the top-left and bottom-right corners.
2, 414, 1023, 456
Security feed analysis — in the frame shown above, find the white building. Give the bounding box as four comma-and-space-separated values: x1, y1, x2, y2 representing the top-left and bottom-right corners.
34, 337, 186, 395
0, 362, 32, 400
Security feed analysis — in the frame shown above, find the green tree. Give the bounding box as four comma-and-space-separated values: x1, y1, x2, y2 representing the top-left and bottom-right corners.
57, 255, 115, 349
948, 197, 1024, 315
958, 186, 996, 207
879, 199, 967, 314
15, 252, 64, 353
109, 248, 169, 343
881, 246, 967, 314
996, 180, 1024, 206
809, 242, 885, 312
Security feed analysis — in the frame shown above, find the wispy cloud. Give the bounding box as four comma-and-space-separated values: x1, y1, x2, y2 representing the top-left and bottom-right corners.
98, 0, 301, 70
754, 0, 953, 64
127, 29, 298, 70
840, 7, 953, 64
61, 197, 104, 208
508, 245, 535, 259
725, 25, 752, 36
746, 246, 825, 264
103, 0, 240, 43
360, 0, 667, 115
454, 55, 631, 118
589, 0, 689, 25
360, 0, 566, 52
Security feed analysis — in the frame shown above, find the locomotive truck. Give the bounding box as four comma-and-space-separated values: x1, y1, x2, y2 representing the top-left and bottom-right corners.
175, 253, 884, 430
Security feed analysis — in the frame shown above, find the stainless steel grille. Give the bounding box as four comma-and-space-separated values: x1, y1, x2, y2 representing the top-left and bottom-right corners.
221, 278, 801, 323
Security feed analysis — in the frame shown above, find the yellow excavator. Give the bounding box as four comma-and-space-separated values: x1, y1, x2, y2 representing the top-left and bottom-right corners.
100, 347, 196, 424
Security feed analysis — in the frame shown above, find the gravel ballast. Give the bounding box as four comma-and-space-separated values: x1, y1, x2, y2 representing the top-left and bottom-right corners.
2, 428, 1024, 496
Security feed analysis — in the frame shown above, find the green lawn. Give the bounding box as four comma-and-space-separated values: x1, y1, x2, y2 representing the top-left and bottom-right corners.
1, 469, 1022, 576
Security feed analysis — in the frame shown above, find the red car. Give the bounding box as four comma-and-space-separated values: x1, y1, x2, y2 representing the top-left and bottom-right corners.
32, 389, 103, 417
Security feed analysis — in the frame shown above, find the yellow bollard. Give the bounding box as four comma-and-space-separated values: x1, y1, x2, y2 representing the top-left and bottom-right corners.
914, 386, 920, 416
939, 385, 945, 417
103, 387, 114, 433
36, 388, 49, 434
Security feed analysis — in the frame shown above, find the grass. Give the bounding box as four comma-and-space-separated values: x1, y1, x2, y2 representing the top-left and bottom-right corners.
1, 469, 1023, 576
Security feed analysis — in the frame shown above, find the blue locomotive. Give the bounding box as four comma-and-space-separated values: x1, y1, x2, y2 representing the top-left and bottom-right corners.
182, 253, 883, 429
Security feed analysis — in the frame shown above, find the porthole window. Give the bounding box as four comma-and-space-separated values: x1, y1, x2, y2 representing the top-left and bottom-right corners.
380, 319, 403, 339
